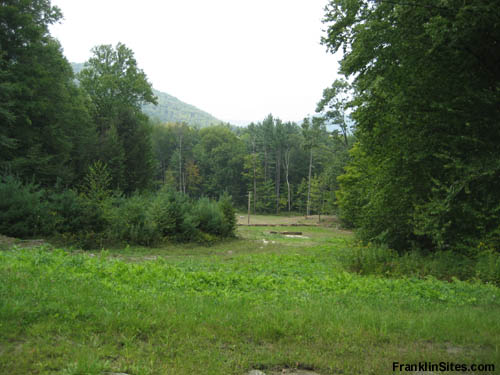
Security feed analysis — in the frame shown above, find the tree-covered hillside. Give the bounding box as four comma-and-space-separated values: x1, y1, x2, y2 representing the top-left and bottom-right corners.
143, 89, 221, 127
71, 63, 220, 127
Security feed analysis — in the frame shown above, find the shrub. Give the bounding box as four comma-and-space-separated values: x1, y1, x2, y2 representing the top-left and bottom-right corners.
46, 189, 106, 235
475, 249, 500, 284
0, 174, 237, 247
336, 242, 397, 275
148, 190, 194, 241
0, 175, 49, 237
80, 160, 112, 204
218, 193, 236, 237
335, 240, 500, 285
191, 198, 225, 236
106, 194, 158, 245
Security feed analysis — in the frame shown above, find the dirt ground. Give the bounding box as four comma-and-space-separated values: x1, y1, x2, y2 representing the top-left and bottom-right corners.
0, 234, 50, 250
237, 213, 340, 227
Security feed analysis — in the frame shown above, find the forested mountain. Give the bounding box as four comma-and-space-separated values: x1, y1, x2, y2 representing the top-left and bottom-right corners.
71, 63, 220, 127
143, 90, 220, 127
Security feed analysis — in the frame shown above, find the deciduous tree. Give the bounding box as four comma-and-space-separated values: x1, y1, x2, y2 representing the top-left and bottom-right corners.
324, 0, 500, 251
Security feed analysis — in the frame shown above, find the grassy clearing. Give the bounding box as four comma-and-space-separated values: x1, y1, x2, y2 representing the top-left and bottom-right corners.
0, 217, 499, 374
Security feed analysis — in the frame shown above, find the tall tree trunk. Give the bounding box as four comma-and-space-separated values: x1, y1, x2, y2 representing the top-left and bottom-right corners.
306, 147, 313, 218
264, 147, 267, 182
178, 134, 183, 193
319, 185, 325, 223
275, 149, 281, 214
284, 149, 291, 212
252, 140, 257, 213
162, 160, 166, 185
342, 117, 348, 147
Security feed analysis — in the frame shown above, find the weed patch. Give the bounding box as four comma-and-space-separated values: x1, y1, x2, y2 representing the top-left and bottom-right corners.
0, 244, 499, 374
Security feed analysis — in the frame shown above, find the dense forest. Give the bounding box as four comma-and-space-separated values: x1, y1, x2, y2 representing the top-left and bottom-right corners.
1, 0, 499, 255
324, 0, 500, 254
149, 114, 352, 215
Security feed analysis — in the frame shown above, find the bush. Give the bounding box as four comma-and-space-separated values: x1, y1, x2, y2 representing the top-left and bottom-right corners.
0, 175, 50, 237
218, 193, 236, 237
46, 189, 107, 235
191, 198, 225, 236
335, 240, 500, 285
148, 190, 194, 241
106, 194, 158, 245
335, 242, 397, 275
475, 249, 500, 284
0, 174, 237, 247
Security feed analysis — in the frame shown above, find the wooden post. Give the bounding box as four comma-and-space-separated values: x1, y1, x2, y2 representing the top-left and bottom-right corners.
248, 191, 251, 225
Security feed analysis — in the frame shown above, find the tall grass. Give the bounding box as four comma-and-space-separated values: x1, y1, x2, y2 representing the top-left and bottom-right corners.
0, 247, 498, 374
334, 241, 500, 285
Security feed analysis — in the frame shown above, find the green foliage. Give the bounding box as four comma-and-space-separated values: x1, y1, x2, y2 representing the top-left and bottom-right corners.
81, 161, 112, 203
335, 241, 500, 285
2, 247, 498, 306
218, 193, 237, 237
255, 179, 276, 213
46, 188, 106, 236
191, 198, 225, 236
105, 194, 157, 246
324, 0, 500, 252
0, 175, 48, 237
78, 43, 157, 131
149, 190, 194, 241
316, 78, 352, 146
0, 176, 106, 242
143, 89, 221, 127
0, 174, 236, 247
115, 109, 156, 193
0, 227, 499, 374
98, 124, 126, 190
78, 43, 157, 193
188, 194, 236, 239
309, 175, 325, 216
294, 178, 308, 214
195, 125, 246, 201
475, 247, 500, 285
72, 61, 220, 128
147, 115, 348, 215
0, 2, 96, 186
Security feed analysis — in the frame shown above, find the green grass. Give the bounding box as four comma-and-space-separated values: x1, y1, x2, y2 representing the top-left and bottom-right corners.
0, 222, 499, 374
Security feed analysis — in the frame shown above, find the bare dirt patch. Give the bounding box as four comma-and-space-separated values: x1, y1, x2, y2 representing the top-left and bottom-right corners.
237, 214, 340, 227
0, 234, 51, 250
0, 234, 17, 248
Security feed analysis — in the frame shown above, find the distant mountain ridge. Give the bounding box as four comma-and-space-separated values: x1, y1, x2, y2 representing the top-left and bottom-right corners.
70, 63, 221, 127
143, 89, 221, 127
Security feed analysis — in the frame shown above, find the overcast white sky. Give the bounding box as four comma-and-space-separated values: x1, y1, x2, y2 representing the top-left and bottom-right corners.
50, 0, 340, 125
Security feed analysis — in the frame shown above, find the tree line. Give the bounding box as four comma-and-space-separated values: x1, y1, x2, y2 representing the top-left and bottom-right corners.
1, 1, 354, 218
4, 0, 496, 256
0, 1, 352, 249
150, 114, 352, 216
1, 2, 157, 194
322, 0, 500, 253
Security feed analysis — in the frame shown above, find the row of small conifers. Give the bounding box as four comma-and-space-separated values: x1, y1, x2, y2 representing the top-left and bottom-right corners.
0, 175, 236, 249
